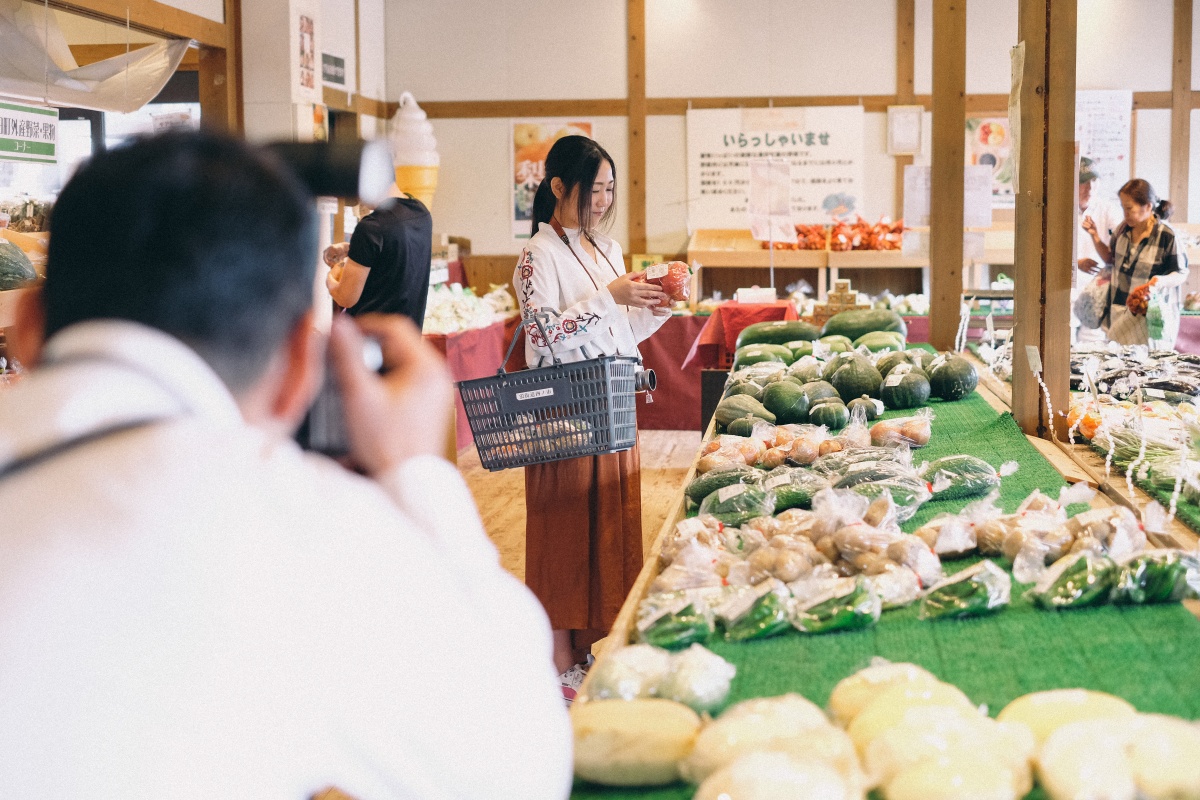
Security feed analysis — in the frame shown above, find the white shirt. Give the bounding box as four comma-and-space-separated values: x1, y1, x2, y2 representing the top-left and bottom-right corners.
1078, 197, 1121, 268
515, 223, 669, 366
0, 321, 571, 800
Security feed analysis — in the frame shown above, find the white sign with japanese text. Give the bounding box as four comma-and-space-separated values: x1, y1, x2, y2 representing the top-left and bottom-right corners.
685, 106, 864, 229
0, 101, 56, 165
1076, 90, 1132, 191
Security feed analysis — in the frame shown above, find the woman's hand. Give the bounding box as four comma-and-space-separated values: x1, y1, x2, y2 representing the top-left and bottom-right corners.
608, 272, 669, 309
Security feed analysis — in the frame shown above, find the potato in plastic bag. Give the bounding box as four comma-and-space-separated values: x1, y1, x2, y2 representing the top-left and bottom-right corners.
585, 643, 672, 701
656, 644, 736, 714
870, 408, 934, 448
650, 539, 725, 593
851, 477, 931, 523
886, 536, 944, 588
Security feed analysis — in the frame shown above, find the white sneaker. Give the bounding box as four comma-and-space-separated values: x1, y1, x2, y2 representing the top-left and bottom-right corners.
559, 661, 590, 705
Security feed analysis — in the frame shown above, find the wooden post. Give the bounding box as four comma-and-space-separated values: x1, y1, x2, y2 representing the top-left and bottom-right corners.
1012, 0, 1077, 438
894, 0, 916, 222
198, 0, 242, 133
1171, 0, 1192, 220
928, 0, 966, 351
627, 0, 648, 254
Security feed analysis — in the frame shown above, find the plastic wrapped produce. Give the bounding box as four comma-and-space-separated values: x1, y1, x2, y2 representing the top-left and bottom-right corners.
655, 644, 736, 714
918, 560, 1011, 620
869, 409, 934, 448
863, 565, 923, 609
1059, 506, 1147, 561
812, 445, 913, 477
571, 698, 700, 787
846, 683, 980, 754
919, 454, 1001, 501
1113, 549, 1200, 604
649, 540, 726, 593
827, 659, 941, 726
886, 536, 944, 587
660, 515, 728, 564
584, 644, 672, 701
850, 476, 931, 522
884, 752, 1023, 800
747, 535, 820, 583
684, 462, 760, 503
636, 596, 715, 650
832, 458, 922, 490
693, 752, 858, 800
792, 577, 882, 634
716, 579, 794, 642
1028, 552, 1120, 610
762, 466, 832, 512
699, 482, 776, 526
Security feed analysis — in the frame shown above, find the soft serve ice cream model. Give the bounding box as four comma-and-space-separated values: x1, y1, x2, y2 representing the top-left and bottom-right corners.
388, 91, 439, 209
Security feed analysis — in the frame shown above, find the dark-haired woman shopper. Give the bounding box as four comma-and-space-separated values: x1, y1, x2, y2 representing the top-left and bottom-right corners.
1105, 178, 1189, 347
513, 136, 670, 699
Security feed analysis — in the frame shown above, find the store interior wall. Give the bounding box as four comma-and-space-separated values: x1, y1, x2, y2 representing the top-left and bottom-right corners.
384, 0, 1199, 259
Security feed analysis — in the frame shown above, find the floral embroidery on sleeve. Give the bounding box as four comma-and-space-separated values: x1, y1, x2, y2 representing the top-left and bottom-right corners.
517, 247, 600, 348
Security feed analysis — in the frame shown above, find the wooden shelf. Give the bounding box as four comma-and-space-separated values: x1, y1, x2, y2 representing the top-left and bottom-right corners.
686, 229, 828, 268
828, 250, 927, 268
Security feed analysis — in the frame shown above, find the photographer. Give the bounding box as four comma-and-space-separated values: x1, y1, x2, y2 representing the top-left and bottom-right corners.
0, 131, 570, 799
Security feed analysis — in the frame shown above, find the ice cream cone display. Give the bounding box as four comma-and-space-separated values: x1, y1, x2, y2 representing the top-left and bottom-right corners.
388, 92, 439, 210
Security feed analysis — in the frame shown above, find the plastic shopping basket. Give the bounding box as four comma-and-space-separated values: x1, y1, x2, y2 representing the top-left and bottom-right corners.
458, 312, 641, 471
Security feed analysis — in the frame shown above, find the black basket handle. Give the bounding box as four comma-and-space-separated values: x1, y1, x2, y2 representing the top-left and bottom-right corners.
501, 311, 561, 374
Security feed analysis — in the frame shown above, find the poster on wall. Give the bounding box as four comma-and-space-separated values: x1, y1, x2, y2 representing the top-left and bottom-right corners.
290, 0, 321, 104
965, 116, 1015, 209
511, 119, 593, 240
0, 101, 56, 164
1075, 90, 1132, 193
685, 106, 864, 229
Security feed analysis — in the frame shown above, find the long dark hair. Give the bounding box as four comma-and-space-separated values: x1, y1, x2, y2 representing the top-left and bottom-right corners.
1119, 178, 1173, 221
530, 135, 617, 239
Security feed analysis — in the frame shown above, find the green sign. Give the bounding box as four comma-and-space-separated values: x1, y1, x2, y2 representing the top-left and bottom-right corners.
0, 102, 57, 165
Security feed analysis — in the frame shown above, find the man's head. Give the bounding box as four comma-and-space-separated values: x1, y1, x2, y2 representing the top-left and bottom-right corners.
1078, 156, 1099, 211
42, 130, 318, 393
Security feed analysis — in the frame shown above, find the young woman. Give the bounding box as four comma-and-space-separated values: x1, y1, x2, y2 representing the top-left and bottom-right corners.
1104, 179, 1189, 347
513, 136, 670, 696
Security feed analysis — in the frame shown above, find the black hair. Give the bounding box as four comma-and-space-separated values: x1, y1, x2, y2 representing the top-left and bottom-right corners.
530, 135, 616, 239
44, 130, 318, 392
1119, 178, 1173, 221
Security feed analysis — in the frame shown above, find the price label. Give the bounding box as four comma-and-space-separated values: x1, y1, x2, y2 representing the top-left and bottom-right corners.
847, 460, 880, 473
717, 483, 748, 503
1025, 345, 1043, 374
885, 372, 905, 387
872, 399, 885, 415
765, 474, 792, 490
985, 312, 995, 340
645, 262, 669, 279
1145, 388, 1166, 399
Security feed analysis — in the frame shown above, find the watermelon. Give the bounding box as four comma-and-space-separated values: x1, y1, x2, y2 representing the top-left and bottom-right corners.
732, 343, 793, 369
822, 309, 907, 341
761, 381, 811, 424
0, 240, 36, 290
736, 320, 821, 348
854, 330, 906, 352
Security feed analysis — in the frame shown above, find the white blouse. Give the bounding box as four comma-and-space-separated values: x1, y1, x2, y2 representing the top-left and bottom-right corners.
514, 222, 669, 366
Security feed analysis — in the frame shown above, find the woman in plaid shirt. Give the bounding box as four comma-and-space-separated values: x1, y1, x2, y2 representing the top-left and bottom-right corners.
1104, 179, 1189, 347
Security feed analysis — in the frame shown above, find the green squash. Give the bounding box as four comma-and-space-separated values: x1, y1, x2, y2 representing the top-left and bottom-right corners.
847, 395, 880, 421
822, 308, 908, 341
715, 394, 776, 427
761, 381, 811, 424
928, 353, 979, 401
818, 335, 854, 353
799, 380, 839, 405
831, 358, 884, 402
723, 381, 763, 401
875, 350, 916, 377
880, 371, 932, 410
785, 339, 815, 360
853, 330, 906, 353
821, 351, 860, 382
788, 360, 823, 384
732, 343, 793, 369
0, 240, 36, 290
809, 401, 850, 430
725, 416, 760, 437
736, 319, 822, 348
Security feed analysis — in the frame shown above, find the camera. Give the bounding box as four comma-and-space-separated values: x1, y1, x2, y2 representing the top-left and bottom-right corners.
635, 368, 657, 393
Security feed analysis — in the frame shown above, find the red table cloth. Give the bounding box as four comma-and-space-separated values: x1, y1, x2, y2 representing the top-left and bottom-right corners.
426, 315, 522, 450
682, 302, 800, 370
636, 314, 707, 431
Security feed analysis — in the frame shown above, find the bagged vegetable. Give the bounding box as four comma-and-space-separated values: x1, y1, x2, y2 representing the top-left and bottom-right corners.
634, 260, 691, 303
812, 445, 913, 477
585, 643, 672, 700
717, 579, 795, 642
571, 698, 701, 787
656, 644, 736, 714
792, 576, 882, 634
1112, 549, 1200, 604
746, 535, 822, 583
832, 459, 922, 490
1028, 552, 1120, 610
864, 565, 924, 609
660, 515, 727, 564
834, 403, 872, 450
785, 425, 831, 465
886, 536, 945, 588
636, 594, 716, 649
699, 482, 776, 526
693, 752, 858, 800
850, 476, 932, 523
919, 454, 1001, 501
870, 408, 934, 448
650, 539, 727, 593
919, 560, 1012, 620
762, 466, 832, 512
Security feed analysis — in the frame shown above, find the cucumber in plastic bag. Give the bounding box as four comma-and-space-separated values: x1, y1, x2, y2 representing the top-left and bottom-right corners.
1112, 550, 1200, 604
699, 482, 776, 526
919, 454, 1001, 501
792, 576, 882, 634
1028, 552, 1120, 610
919, 560, 1011, 620
762, 467, 832, 512
685, 463, 760, 503
717, 580, 794, 642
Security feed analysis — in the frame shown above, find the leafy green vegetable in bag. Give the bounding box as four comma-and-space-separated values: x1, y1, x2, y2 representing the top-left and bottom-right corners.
792, 577, 882, 634
919, 560, 1011, 621
1029, 552, 1120, 610
699, 483, 776, 526
1112, 550, 1200, 604
718, 581, 794, 643
919, 454, 1001, 501
638, 603, 715, 650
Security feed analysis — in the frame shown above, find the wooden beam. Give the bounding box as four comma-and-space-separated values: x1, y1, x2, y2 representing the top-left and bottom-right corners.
46, 0, 226, 47
1012, 0, 1077, 438
69, 43, 199, 70
627, 0, 647, 254
197, 0, 241, 133
647, 95, 899, 114
928, 0, 966, 351
1171, 0, 1193, 220
422, 99, 627, 119
894, 0, 916, 221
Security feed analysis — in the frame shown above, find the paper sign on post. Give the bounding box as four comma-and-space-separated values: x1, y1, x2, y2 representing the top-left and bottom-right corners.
1025, 345, 1043, 374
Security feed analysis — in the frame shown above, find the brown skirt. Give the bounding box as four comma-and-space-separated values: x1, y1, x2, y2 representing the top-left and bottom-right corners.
524, 442, 643, 631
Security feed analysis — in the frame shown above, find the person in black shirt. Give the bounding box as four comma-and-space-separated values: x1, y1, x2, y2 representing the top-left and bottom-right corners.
325, 188, 433, 325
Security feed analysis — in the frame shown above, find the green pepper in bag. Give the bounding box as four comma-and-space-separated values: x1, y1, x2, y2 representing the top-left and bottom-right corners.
1113, 550, 1200, 604
639, 604, 713, 649
919, 560, 1011, 621
792, 577, 882, 634
717, 580, 794, 643
1029, 552, 1120, 610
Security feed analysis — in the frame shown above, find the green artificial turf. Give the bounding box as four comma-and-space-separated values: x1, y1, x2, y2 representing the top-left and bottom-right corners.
573, 381, 1200, 800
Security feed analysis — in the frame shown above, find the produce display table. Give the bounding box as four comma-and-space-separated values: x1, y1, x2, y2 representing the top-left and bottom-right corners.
636, 314, 707, 432
572, 384, 1200, 800
681, 301, 799, 370
426, 315, 522, 451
